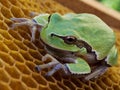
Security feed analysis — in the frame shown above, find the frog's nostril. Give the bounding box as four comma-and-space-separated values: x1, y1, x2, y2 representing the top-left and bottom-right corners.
35, 65, 41, 72
50, 33, 55, 37
50, 33, 63, 38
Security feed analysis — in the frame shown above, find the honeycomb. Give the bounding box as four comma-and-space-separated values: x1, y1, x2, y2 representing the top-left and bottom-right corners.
0, 0, 120, 90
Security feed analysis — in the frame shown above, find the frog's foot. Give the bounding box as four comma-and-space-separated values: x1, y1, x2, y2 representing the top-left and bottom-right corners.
35, 54, 60, 71
10, 18, 42, 41
84, 65, 108, 80
35, 54, 68, 76
10, 18, 31, 29
10, 18, 30, 22
45, 63, 68, 76
29, 12, 39, 17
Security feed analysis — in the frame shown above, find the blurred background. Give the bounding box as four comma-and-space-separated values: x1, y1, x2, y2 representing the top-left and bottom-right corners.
97, 0, 120, 12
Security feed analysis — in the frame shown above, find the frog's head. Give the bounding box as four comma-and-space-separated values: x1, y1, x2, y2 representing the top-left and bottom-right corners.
40, 13, 91, 55
50, 33, 92, 53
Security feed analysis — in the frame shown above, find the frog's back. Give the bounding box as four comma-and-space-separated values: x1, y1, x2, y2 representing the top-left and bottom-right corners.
41, 13, 115, 60
71, 13, 115, 60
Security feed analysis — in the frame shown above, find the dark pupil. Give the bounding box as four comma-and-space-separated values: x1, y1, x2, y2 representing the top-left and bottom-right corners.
65, 36, 76, 44
67, 37, 74, 42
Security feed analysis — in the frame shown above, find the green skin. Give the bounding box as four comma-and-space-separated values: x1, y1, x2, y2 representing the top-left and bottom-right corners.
10, 13, 118, 80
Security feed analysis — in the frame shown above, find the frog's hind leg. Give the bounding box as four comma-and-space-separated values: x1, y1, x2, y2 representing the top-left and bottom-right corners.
45, 63, 69, 76
35, 54, 60, 71
84, 65, 108, 80
35, 54, 69, 76
45, 64, 62, 76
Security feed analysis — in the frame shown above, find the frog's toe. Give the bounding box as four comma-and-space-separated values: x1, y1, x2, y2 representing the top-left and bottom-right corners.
45, 64, 63, 76
10, 18, 29, 22
9, 23, 16, 30
10, 18, 18, 22
45, 71, 53, 77
30, 26, 37, 42
29, 12, 39, 17
35, 65, 41, 72
42, 54, 50, 61
42, 54, 60, 63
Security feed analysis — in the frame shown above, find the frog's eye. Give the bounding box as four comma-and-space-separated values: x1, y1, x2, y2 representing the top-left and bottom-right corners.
63, 36, 77, 44
51, 33, 77, 45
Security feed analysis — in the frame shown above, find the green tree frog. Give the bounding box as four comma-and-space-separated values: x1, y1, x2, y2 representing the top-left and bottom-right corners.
10, 13, 118, 80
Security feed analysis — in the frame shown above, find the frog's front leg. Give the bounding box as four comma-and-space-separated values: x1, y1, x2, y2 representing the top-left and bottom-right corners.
10, 18, 41, 41
10, 18, 31, 29
35, 54, 68, 76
